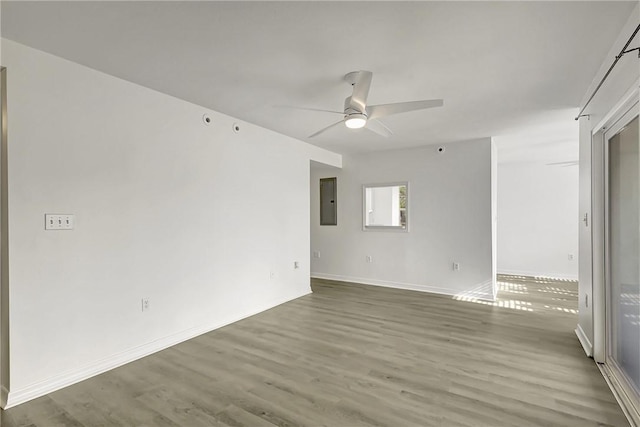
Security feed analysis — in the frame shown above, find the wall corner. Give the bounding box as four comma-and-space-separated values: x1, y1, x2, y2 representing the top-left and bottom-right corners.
490, 138, 498, 299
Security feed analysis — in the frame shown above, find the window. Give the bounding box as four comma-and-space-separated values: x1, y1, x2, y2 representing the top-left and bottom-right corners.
363, 182, 408, 231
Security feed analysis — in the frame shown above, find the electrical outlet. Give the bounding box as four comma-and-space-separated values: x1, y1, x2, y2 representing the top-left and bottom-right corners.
141, 298, 150, 312
366, 255, 373, 263
453, 262, 460, 271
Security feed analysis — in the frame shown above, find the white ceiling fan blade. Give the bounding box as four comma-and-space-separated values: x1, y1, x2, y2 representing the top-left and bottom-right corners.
367, 99, 444, 120
349, 70, 373, 112
275, 105, 343, 115
365, 119, 393, 137
309, 119, 345, 138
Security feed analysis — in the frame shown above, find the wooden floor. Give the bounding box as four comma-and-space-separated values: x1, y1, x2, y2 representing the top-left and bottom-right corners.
1, 275, 629, 426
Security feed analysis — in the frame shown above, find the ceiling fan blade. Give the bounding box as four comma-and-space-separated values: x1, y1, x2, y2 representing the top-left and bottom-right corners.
274, 105, 343, 115
349, 70, 373, 112
367, 99, 444, 120
309, 120, 345, 138
365, 119, 393, 137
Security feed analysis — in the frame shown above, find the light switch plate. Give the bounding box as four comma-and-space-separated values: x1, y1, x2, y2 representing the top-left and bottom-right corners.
45, 214, 75, 230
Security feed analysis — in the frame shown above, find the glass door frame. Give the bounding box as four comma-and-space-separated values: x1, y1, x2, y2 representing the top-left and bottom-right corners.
598, 94, 640, 425
0, 66, 6, 407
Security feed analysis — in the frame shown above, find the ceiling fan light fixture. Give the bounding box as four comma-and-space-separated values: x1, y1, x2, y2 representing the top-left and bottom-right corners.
302, 70, 443, 138
345, 113, 367, 129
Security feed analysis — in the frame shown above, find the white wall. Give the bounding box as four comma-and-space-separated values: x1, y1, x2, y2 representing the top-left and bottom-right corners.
497, 160, 579, 280
1, 39, 341, 407
311, 138, 495, 299
577, 3, 639, 356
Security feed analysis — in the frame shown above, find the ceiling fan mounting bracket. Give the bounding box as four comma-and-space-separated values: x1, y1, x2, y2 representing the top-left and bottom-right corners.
344, 71, 360, 85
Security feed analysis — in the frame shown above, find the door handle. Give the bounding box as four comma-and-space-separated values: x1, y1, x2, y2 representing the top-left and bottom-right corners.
583, 213, 589, 227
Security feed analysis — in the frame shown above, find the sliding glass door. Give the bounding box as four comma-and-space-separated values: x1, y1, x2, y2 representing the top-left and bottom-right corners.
606, 107, 640, 411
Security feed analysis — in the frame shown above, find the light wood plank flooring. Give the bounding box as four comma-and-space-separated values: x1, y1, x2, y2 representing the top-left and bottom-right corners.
1, 275, 628, 426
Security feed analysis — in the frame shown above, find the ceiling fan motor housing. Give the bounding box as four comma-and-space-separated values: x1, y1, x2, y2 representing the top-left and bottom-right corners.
343, 95, 368, 128
343, 96, 364, 114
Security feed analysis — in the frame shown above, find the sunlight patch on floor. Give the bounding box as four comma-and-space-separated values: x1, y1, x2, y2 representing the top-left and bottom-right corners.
545, 305, 579, 315
538, 286, 576, 296
498, 282, 528, 294
453, 275, 578, 314
453, 294, 534, 311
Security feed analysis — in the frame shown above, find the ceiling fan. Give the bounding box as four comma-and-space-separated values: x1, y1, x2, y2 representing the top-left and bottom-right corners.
289, 70, 444, 138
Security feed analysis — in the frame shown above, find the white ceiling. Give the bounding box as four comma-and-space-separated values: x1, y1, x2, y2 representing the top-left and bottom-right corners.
1, 1, 636, 157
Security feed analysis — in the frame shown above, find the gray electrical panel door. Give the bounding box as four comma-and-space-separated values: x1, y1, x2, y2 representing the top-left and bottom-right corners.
320, 177, 337, 226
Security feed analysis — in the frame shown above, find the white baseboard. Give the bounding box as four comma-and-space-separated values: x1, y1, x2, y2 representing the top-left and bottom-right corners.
575, 324, 593, 357
498, 269, 578, 281
3, 291, 310, 409
310, 273, 495, 301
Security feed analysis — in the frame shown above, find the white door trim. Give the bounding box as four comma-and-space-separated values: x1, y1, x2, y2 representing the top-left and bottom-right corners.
593, 78, 640, 134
